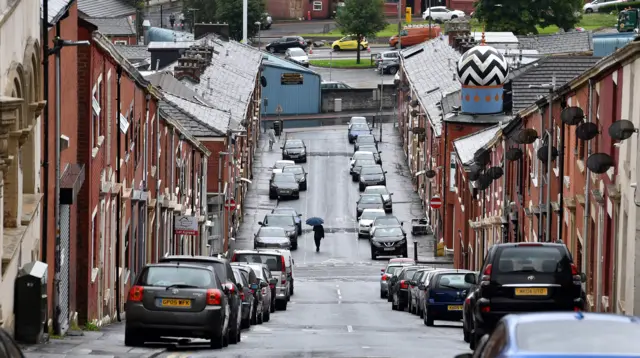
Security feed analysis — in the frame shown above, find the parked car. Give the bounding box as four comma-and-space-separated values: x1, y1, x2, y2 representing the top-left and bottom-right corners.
417, 269, 447, 318
380, 260, 415, 299
357, 208, 386, 238
466, 242, 586, 349
370, 226, 407, 260
272, 160, 296, 174
254, 226, 291, 249
269, 172, 300, 200
423, 269, 474, 326
380, 60, 400, 75
348, 116, 369, 129
356, 193, 385, 218
156, 256, 243, 345
231, 249, 294, 310
363, 185, 392, 212
321, 81, 352, 90
259, 213, 299, 250
375, 50, 399, 68
357, 144, 381, 164
462, 272, 480, 342
348, 123, 371, 143
266, 36, 307, 53
407, 267, 435, 315
282, 165, 308, 191
584, 0, 628, 13
358, 165, 387, 191
284, 47, 309, 67
389, 265, 423, 310
422, 6, 465, 22
354, 134, 377, 152
351, 159, 377, 181
349, 151, 376, 169
370, 215, 403, 238
281, 139, 307, 162
124, 263, 232, 348
239, 263, 276, 319
230, 264, 262, 328
389, 26, 441, 49
271, 207, 303, 235
331, 35, 369, 51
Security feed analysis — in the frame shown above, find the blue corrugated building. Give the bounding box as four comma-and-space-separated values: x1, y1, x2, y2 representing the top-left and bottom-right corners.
261, 54, 321, 116
593, 33, 638, 57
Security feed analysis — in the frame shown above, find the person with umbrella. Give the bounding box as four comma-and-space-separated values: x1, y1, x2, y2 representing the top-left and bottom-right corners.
306, 217, 324, 252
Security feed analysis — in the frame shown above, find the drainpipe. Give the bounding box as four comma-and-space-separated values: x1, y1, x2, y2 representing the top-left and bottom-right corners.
52, 21, 62, 336
155, 104, 160, 259
502, 124, 508, 242
442, 124, 448, 246
583, 80, 594, 297
191, 148, 196, 254
41, 0, 50, 286
538, 108, 544, 240
115, 67, 122, 321
545, 89, 554, 242
558, 117, 566, 242
170, 128, 175, 253
142, 95, 149, 265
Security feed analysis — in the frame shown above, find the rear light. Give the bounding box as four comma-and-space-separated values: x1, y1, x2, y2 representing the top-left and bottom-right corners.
381, 275, 388, 281
226, 283, 236, 294
574, 306, 581, 312
240, 291, 245, 300
281, 279, 286, 284
231, 253, 237, 262
570, 263, 579, 276
206, 289, 223, 305
465, 297, 471, 305
481, 306, 490, 313
482, 264, 492, 282
128, 285, 144, 302
281, 256, 286, 270
517, 243, 543, 246
269, 283, 275, 289
399, 280, 408, 289
250, 289, 255, 294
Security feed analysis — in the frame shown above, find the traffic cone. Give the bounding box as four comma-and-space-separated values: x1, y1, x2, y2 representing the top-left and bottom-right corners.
309, 45, 313, 54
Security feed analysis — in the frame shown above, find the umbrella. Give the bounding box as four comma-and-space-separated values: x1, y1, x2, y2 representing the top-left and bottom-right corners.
305, 217, 324, 226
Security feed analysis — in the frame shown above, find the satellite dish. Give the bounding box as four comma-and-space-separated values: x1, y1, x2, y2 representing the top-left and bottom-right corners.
260, 76, 267, 87
586, 152, 614, 174
477, 174, 492, 191
505, 147, 523, 161
469, 164, 482, 181
474, 148, 491, 166
536, 145, 558, 163
487, 166, 504, 180
411, 109, 419, 117
411, 127, 426, 135
608, 120, 637, 141
425, 169, 436, 178
513, 128, 539, 144
410, 99, 419, 107
575, 122, 599, 141
560, 106, 584, 126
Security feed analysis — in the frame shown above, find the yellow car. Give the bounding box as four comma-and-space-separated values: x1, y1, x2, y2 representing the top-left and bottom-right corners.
331, 36, 369, 51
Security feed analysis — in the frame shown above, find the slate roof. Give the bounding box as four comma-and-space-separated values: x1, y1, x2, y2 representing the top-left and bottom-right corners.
77, 0, 136, 18
262, 53, 319, 75
114, 44, 150, 61
516, 31, 593, 55
161, 92, 229, 136
146, 71, 209, 104
453, 125, 501, 166
401, 37, 462, 136
40, 0, 74, 24
180, 39, 263, 127
86, 17, 135, 35
159, 102, 215, 137
511, 55, 601, 113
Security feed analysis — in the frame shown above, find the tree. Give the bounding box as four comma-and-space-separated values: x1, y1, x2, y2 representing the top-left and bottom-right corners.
474, 0, 583, 35
215, 0, 266, 41
182, 0, 218, 27
335, 0, 387, 64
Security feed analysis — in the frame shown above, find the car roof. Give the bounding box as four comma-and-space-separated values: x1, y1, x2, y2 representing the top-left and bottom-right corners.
360, 164, 382, 169
285, 139, 303, 143
366, 185, 388, 190
161, 255, 227, 264
145, 262, 214, 270
283, 164, 303, 169
273, 206, 297, 212
493, 242, 566, 249
357, 134, 374, 138
375, 215, 399, 221
503, 312, 640, 326
275, 160, 295, 164
354, 151, 374, 155
265, 213, 294, 218
362, 208, 385, 213
350, 116, 366, 120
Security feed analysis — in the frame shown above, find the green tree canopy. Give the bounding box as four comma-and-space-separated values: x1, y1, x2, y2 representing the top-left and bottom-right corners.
474, 0, 583, 34
183, 0, 265, 41
335, 0, 387, 63
182, 0, 218, 27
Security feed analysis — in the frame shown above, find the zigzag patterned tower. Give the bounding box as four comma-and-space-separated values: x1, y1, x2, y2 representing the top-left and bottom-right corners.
456, 33, 509, 114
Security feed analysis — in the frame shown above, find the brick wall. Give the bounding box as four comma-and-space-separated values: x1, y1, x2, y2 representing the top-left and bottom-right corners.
321, 86, 397, 112
204, 141, 226, 194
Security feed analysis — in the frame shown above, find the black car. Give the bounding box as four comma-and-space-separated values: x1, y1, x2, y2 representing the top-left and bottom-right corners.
282, 165, 308, 191
231, 266, 258, 329
354, 134, 377, 152
357, 144, 381, 164
125, 263, 231, 349
466, 242, 586, 349
259, 213, 299, 249
388, 265, 423, 310
281, 139, 307, 162
358, 165, 387, 191
381, 61, 400, 75
370, 226, 407, 260
231, 264, 265, 328
351, 159, 377, 181
356, 194, 385, 217
269, 172, 300, 199
462, 272, 480, 343
271, 207, 303, 235
266, 36, 307, 53
348, 123, 371, 143
158, 256, 243, 345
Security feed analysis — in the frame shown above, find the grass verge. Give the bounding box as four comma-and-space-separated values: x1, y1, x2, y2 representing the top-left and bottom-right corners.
301, 13, 617, 38
309, 59, 376, 68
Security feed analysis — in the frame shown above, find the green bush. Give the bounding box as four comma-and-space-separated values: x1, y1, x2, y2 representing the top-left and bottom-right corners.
597, 0, 640, 14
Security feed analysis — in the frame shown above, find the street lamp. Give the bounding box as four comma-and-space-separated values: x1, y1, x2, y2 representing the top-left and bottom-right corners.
254, 21, 262, 50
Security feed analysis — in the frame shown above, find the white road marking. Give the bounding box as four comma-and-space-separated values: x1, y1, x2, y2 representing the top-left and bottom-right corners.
362, 346, 371, 349
347, 325, 353, 333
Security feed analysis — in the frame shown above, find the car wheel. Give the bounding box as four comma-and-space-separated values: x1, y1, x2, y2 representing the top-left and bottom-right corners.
276, 299, 288, 310
419, 307, 424, 318
359, 44, 366, 50
223, 327, 230, 347
333, 45, 340, 51
392, 293, 398, 310
263, 308, 271, 322
425, 16, 432, 21
271, 298, 276, 312
250, 303, 257, 325
290, 281, 294, 295
241, 303, 251, 328
389, 66, 398, 75
387, 291, 393, 302
470, 325, 483, 350
370, 247, 377, 260
268, 47, 276, 53
451, 15, 458, 20
209, 326, 225, 349
359, 184, 365, 191
351, 175, 358, 182
269, 193, 276, 199
463, 323, 470, 343
380, 290, 386, 299
424, 308, 434, 326
229, 322, 240, 344
585, 8, 593, 13
124, 326, 145, 347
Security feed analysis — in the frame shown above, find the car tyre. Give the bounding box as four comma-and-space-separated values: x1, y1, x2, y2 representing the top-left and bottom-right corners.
300, 182, 307, 191
370, 247, 377, 260
389, 66, 398, 75
271, 298, 276, 312
351, 175, 358, 182
392, 293, 399, 310
250, 303, 258, 325
463, 323, 470, 343
269, 192, 277, 199
359, 183, 365, 191
124, 326, 145, 347
263, 308, 271, 322
210, 329, 224, 349
585, 8, 593, 13
229, 323, 240, 344
276, 299, 288, 310
419, 306, 424, 318
223, 328, 230, 347
268, 47, 276, 53
380, 290, 386, 299
333, 45, 340, 51
470, 325, 483, 350
359, 44, 366, 50
290, 281, 294, 295
241, 303, 252, 328
424, 308, 434, 326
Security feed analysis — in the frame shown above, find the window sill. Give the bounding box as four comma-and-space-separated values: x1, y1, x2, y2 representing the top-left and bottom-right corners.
553, 168, 559, 177
530, 175, 538, 188
577, 160, 585, 173
91, 136, 105, 159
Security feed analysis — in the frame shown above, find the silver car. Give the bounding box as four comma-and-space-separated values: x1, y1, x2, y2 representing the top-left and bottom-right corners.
363, 185, 393, 212
260, 214, 299, 250
254, 226, 291, 249
380, 262, 416, 299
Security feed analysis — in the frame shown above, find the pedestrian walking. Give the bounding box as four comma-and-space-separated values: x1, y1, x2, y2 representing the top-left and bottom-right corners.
267, 125, 277, 150
169, 13, 175, 28
313, 224, 325, 252
179, 13, 185, 27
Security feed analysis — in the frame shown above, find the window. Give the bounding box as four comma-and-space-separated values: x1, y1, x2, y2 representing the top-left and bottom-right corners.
555, 125, 561, 173
532, 139, 540, 182
91, 215, 97, 267
449, 152, 456, 191
312, 1, 322, 11
114, 40, 127, 45
91, 78, 103, 148
134, 118, 140, 167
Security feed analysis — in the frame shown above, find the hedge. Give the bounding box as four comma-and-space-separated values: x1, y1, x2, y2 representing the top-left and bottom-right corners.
597, 0, 640, 13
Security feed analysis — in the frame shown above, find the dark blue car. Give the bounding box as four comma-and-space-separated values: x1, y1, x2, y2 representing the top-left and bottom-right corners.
456, 312, 640, 358
424, 269, 474, 326
348, 123, 371, 143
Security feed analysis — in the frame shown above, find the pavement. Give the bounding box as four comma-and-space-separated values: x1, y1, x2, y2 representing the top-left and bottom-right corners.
22, 123, 463, 358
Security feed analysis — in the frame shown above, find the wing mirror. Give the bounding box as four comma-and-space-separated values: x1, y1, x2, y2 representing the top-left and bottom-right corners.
250, 283, 259, 290
222, 285, 230, 295
580, 272, 587, 282
269, 278, 278, 285
260, 281, 269, 288
384, 171, 388, 174
464, 272, 477, 284
418, 284, 425, 290
236, 282, 244, 290
258, 221, 264, 226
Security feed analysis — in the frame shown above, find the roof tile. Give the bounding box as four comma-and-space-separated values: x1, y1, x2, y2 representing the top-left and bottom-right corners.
454, 125, 501, 165
86, 17, 135, 36
162, 92, 229, 135
77, 0, 136, 18
516, 31, 593, 55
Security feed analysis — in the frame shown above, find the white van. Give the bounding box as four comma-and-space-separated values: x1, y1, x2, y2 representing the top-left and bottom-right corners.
231, 249, 295, 310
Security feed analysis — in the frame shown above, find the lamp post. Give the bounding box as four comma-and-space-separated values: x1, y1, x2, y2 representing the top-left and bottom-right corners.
255, 21, 262, 50
188, 8, 198, 33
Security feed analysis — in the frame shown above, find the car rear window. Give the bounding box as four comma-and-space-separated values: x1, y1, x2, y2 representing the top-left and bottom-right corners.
404, 269, 417, 279
232, 269, 245, 285
139, 266, 215, 288
496, 247, 571, 274
234, 254, 284, 272
385, 265, 403, 274
162, 260, 226, 281
516, 320, 640, 354
436, 273, 473, 290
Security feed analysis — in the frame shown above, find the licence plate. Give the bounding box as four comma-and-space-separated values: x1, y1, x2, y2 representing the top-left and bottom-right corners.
161, 298, 191, 307
383, 247, 395, 251
289, 154, 298, 158
515, 288, 548, 296
448, 305, 463, 311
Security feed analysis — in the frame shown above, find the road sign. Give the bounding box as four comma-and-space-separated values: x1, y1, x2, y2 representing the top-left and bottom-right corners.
275, 104, 283, 114
430, 196, 442, 210
224, 198, 236, 211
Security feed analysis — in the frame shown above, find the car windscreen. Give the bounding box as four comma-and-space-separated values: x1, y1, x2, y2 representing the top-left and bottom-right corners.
366, 187, 387, 195
355, 160, 376, 168
360, 211, 385, 220
375, 217, 400, 226
274, 161, 294, 169
375, 227, 403, 237
138, 266, 215, 288
403, 269, 418, 279
284, 141, 303, 148
360, 195, 382, 204
351, 123, 369, 131
385, 265, 405, 274
283, 166, 303, 174
360, 166, 383, 175
516, 320, 640, 354
258, 227, 286, 237
289, 48, 306, 56
357, 135, 375, 143
234, 254, 284, 272
238, 268, 250, 283
266, 215, 294, 226
273, 174, 297, 183
496, 246, 572, 275
436, 273, 473, 289
353, 152, 374, 160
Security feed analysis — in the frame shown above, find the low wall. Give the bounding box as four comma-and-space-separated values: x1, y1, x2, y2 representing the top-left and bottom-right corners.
321, 86, 397, 112
262, 113, 396, 129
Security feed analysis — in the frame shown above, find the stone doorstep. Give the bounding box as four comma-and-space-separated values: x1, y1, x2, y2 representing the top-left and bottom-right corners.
2, 193, 44, 275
